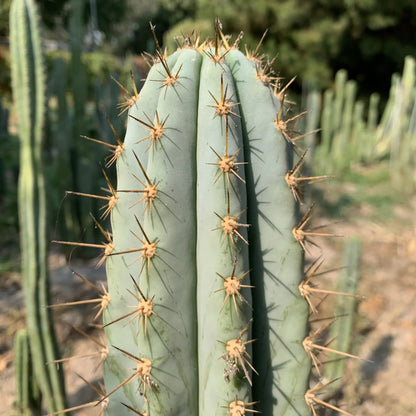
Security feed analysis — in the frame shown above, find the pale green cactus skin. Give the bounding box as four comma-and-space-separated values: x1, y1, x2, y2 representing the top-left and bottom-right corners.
102, 38, 312, 415
225, 49, 311, 416
196, 52, 251, 414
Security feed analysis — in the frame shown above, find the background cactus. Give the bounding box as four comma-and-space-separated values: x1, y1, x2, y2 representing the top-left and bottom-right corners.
14, 328, 42, 416
0, 96, 9, 195
307, 57, 416, 192
9, 0, 67, 413
323, 238, 362, 399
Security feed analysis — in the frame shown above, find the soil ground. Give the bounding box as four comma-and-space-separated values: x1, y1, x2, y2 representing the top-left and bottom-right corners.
1, 180, 416, 416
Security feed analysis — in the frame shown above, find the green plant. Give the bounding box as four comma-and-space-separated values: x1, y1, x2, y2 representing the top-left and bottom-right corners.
9, 0, 67, 413
55, 23, 359, 416
0, 96, 9, 195
104, 29, 312, 415
66, 0, 88, 239
14, 329, 42, 416
308, 56, 416, 192
323, 237, 362, 399
378, 56, 416, 191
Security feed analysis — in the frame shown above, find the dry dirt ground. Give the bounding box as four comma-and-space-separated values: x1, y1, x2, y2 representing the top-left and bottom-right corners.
1, 188, 416, 416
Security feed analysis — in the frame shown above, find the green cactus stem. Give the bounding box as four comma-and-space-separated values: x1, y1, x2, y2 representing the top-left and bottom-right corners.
100, 27, 312, 415
50, 23, 365, 416
225, 47, 311, 416
323, 238, 362, 398
10, 0, 67, 413
14, 328, 42, 416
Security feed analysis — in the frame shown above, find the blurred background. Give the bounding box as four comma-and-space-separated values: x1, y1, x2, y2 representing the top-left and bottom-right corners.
1, 0, 416, 415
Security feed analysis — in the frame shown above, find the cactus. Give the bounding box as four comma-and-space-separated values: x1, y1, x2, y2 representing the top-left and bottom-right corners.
0, 96, 9, 194
323, 238, 362, 399
377, 56, 416, 190
309, 57, 416, 191
14, 329, 42, 416
66, 0, 89, 239
54, 23, 360, 416
102, 25, 314, 415
47, 56, 74, 236
9, 0, 67, 413
314, 70, 360, 175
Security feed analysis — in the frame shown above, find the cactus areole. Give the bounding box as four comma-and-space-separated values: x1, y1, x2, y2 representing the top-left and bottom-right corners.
102, 26, 312, 416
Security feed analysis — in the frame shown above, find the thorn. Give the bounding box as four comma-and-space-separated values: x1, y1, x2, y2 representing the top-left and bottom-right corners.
50, 327, 108, 368
256, 56, 280, 86
204, 18, 230, 63
208, 74, 240, 120
97, 346, 156, 404
300, 257, 365, 314
81, 118, 125, 167
109, 216, 158, 276
112, 72, 140, 115
174, 29, 203, 50
274, 105, 310, 146
303, 322, 363, 376
245, 29, 269, 63
46, 399, 108, 416
213, 192, 249, 246
215, 258, 252, 315
286, 149, 331, 201
121, 402, 147, 415
305, 381, 353, 416
274, 76, 297, 103
293, 205, 340, 253
208, 118, 246, 186
117, 151, 158, 214
149, 22, 180, 87
52, 215, 114, 267
130, 111, 168, 150
65, 168, 118, 220
46, 374, 108, 415
104, 274, 155, 336
220, 319, 257, 386
300, 279, 364, 315
222, 396, 260, 414
48, 269, 110, 320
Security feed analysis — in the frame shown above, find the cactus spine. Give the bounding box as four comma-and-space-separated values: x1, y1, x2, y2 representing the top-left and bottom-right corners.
10, 0, 67, 413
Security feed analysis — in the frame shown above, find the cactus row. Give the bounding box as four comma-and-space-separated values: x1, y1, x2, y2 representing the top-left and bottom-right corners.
307, 57, 416, 192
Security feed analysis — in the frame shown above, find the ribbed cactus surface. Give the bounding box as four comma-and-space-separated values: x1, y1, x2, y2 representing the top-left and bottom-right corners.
102, 29, 312, 416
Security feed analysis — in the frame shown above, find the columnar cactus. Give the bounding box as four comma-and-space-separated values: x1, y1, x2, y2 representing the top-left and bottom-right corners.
323, 238, 362, 398
101, 25, 312, 415
10, 0, 67, 414
56, 23, 357, 416
14, 328, 42, 415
